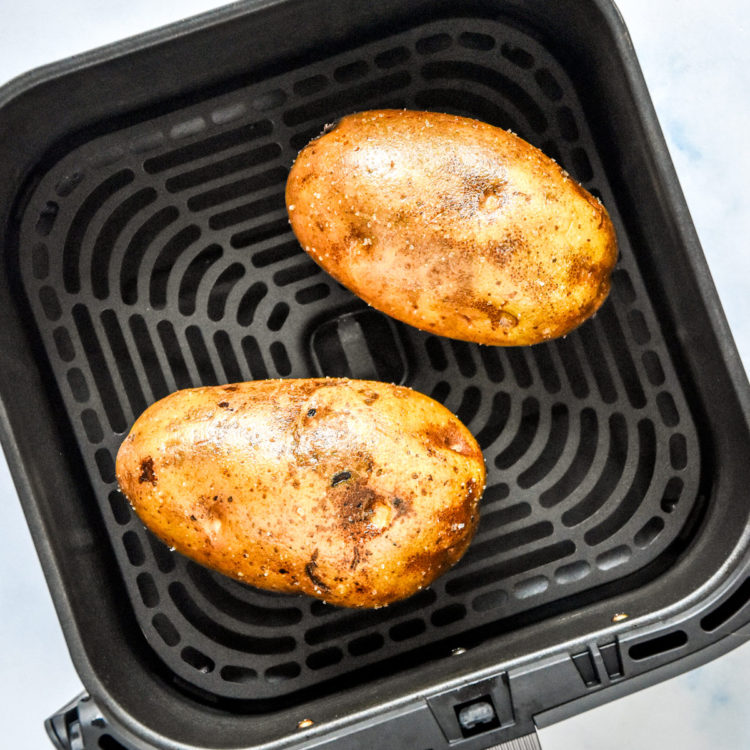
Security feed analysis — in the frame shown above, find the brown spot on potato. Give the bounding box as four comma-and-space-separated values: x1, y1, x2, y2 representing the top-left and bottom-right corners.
305, 550, 330, 592
362, 391, 380, 406
465, 478, 480, 503
194, 494, 226, 522
329, 481, 392, 538
138, 457, 157, 485
404, 547, 452, 579
461, 297, 519, 331
422, 423, 476, 457
390, 495, 413, 520
478, 189, 504, 212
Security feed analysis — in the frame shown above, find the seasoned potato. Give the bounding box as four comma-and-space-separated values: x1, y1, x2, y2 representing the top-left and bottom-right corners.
286, 109, 617, 346
116, 378, 485, 608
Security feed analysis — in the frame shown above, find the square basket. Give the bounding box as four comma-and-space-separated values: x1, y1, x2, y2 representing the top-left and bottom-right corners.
1, 1, 749, 748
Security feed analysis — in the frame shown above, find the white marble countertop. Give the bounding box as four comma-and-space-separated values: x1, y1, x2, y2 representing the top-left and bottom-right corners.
1, 1, 748, 748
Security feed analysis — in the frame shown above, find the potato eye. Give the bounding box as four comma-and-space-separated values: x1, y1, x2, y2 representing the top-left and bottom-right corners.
331, 471, 352, 487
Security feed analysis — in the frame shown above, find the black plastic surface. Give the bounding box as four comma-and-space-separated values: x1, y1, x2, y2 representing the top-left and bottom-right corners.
14, 16, 701, 705
1, 0, 749, 748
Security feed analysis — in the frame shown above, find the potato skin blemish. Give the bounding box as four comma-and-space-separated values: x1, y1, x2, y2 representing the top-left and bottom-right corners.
286, 109, 617, 346
115, 378, 484, 608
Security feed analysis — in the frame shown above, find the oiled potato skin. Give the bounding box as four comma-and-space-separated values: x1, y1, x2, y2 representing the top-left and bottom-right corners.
286, 110, 617, 346
116, 378, 485, 608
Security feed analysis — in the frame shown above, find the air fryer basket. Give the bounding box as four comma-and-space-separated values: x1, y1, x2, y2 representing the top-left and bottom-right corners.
1, 1, 749, 749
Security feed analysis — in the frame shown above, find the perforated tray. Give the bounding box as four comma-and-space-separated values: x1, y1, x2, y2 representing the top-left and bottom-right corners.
11, 14, 701, 701
13, 16, 703, 707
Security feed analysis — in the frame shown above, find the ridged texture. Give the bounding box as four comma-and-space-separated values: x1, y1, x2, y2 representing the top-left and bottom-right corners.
486, 733, 543, 750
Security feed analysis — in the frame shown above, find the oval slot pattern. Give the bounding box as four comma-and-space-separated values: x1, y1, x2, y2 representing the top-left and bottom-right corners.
168, 582, 296, 655
63, 169, 135, 294
16, 15, 702, 706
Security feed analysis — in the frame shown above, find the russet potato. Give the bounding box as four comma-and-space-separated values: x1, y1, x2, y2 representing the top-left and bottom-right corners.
116, 378, 485, 608
286, 109, 618, 346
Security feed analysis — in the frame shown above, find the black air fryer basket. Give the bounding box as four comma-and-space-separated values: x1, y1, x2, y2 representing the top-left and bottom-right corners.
1, 1, 749, 748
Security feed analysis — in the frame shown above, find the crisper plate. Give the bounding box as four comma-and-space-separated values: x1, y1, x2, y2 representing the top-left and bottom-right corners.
15, 16, 701, 705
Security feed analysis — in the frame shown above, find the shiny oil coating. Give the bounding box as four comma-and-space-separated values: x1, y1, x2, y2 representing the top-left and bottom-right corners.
116, 378, 486, 608
286, 110, 618, 346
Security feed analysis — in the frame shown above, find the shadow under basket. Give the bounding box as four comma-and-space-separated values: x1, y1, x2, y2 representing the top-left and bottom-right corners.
1, 1, 749, 748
